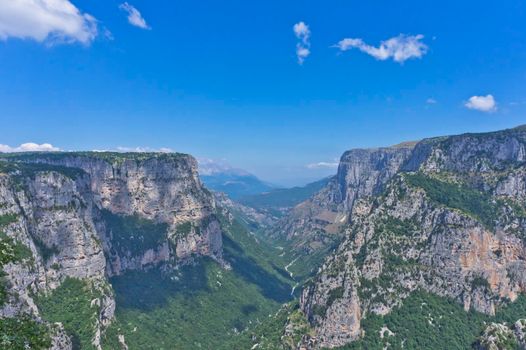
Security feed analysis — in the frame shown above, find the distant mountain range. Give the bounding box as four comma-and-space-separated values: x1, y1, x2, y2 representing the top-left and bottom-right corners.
199, 158, 333, 214
238, 176, 332, 213
198, 158, 276, 199
200, 172, 276, 199
3, 125, 526, 350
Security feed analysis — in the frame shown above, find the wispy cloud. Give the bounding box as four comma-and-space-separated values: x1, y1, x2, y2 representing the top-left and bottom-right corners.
119, 2, 150, 30
334, 34, 428, 63
115, 146, 172, 152
197, 158, 250, 176
0, 142, 61, 153
293, 21, 310, 65
0, 0, 98, 45
306, 161, 339, 170
426, 98, 437, 104
465, 94, 497, 112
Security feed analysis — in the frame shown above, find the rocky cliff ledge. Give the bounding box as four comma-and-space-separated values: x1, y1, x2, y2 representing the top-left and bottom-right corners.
3, 152, 224, 273
270, 143, 416, 282
297, 125, 526, 348
0, 152, 224, 349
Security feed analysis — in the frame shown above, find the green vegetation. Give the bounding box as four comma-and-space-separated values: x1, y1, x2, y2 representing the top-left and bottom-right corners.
0, 151, 187, 166
331, 291, 526, 350
0, 315, 51, 350
383, 252, 417, 269
471, 276, 491, 291
0, 160, 85, 182
227, 302, 313, 349
0, 275, 9, 305
102, 210, 168, 256
174, 221, 193, 237
68, 151, 186, 165
0, 213, 18, 228
285, 233, 343, 285
102, 214, 293, 349
238, 177, 332, 213
378, 216, 418, 237
404, 173, 499, 228
103, 259, 288, 350
0, 232, 32, 265
36, 277, 101, 350
355, 244, 368, 269
494, 294, 526, 324
218, 213, 293, 298
214, 291, 526, 350
1, 231, 33, 306
32, 236, 59, 263
477, 324, 519, 350
327, 287, 344, 308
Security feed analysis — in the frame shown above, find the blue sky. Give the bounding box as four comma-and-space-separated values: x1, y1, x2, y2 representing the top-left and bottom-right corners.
1, 0, 525, 186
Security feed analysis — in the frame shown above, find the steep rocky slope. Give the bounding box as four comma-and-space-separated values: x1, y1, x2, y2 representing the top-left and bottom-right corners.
297, 125, 526, 348
0, 162, 111, 349
271, 143, 416, 282
0, 152, 225, 349
475, 320, 526, 349
238, 177, 333, 219
5, 152, 223, 271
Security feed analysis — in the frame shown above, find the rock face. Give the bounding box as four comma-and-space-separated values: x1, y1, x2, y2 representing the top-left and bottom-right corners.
0, 163, 111, 349
14, 153, 222, 266
277, 145, 415, 244
270, 143, 416, 282
0, 152, 224, 348
213, 191, 278, 229
297, 126, 526, 348
4, 152, 223, 273
475, 320, 526, 350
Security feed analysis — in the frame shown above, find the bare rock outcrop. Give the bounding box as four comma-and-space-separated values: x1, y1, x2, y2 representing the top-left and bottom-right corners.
298, 125, 526, 348
0, 151, 225, 348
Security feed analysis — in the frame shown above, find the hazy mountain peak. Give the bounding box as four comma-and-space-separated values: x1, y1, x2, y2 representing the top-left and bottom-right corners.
197, 158, 251, 176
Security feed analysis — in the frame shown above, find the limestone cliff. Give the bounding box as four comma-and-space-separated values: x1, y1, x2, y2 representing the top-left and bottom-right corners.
297, 125, 526, 348
3, 152, 223, 274
475, 320, 526, 350
0, 152, 225, 349
0, 162, 111, 349
271, 143, 416, 281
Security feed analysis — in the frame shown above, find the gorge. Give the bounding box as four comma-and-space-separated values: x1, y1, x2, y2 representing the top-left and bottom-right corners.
2, 125, 526, 349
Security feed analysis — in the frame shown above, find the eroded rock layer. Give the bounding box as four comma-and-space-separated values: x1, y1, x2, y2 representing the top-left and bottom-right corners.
297, 126, 526, 348
0, 152, 224, 349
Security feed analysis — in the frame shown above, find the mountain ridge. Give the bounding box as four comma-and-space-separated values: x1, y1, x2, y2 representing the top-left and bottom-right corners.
260, 123, 526, 349
2, 124, 526, 349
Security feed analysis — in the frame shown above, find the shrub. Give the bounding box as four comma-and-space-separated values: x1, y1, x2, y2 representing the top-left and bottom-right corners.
0, 316, 51, 350
36, 278, 101, 350
404, 173, 499, 228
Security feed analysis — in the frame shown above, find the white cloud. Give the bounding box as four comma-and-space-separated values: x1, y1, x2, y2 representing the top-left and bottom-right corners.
0, 142, 61, 153
115, 146, 172, 153
426, 98, 437, 104
119, 2, 150, 30
293, 22, 310, 44
197, 158, 250, 176
306, 161, 339, 170
102, 28, 114, 41
198, 158, 232, 176
296, 46, 310, 64
334, 34, 428, 63
0, 0, 98, 44
465, 94, 497, 112
293, 21, 310, 64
